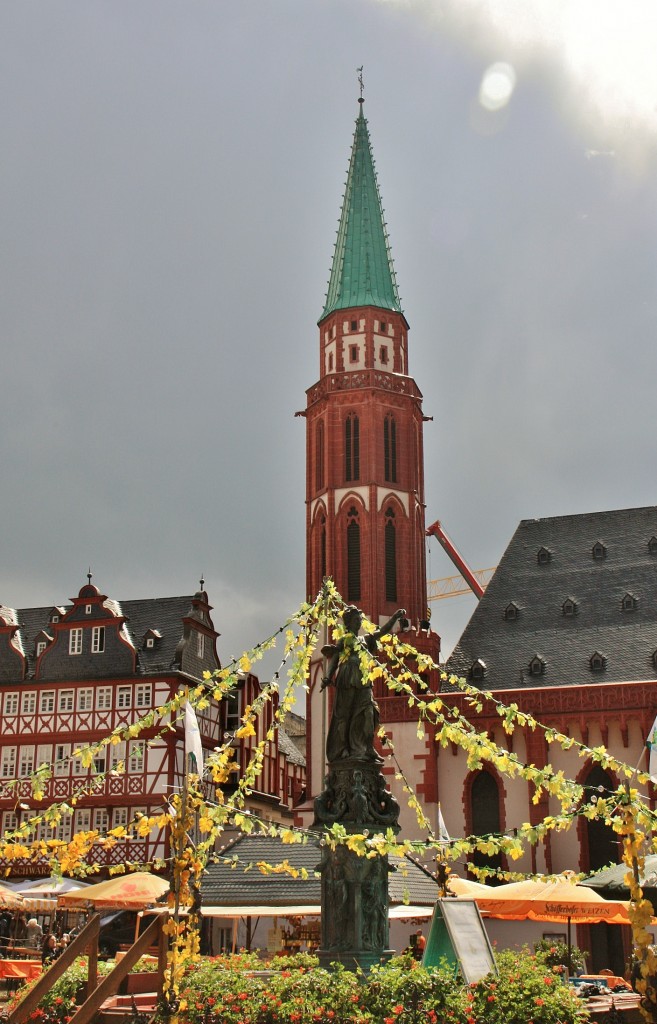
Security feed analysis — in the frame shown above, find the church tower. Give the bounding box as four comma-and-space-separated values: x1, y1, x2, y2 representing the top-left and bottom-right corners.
305, 96, 430, 626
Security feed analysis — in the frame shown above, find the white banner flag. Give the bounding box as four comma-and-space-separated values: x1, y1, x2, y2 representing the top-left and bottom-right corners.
185, 701, 204, 778
648, 714, 657, 783
438, 803, 450, 843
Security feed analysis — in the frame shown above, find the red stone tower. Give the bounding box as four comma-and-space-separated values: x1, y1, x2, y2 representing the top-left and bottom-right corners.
305, 97, 430, 627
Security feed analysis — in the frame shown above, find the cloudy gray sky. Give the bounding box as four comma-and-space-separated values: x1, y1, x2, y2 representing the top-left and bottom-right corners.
3, 0, 657, 672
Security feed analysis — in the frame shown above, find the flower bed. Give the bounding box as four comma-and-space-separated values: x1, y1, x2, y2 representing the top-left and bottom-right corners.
157, 948, 585, 1024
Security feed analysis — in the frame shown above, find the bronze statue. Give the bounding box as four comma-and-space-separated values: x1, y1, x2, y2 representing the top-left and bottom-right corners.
321, 605, 405, 763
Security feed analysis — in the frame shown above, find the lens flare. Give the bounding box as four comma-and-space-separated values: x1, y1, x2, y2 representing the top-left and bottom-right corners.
479, 62, 517, 111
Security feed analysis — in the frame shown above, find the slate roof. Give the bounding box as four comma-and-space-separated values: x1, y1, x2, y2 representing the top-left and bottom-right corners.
277, 727, 306, 767
320, 103, 402, 321
447, 506, 657, 691
201, 833, 437, 909
14, 595, 200, 679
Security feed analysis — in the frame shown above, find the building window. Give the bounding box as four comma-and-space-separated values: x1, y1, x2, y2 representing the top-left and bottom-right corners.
622, 593, 637, 612
2, 812, 17, 834
349, 345, 358, 363
128, 741, 143, 774
196, 632, 205, 658
316, 420, 324, 491
94, 808, 109, 833
96, 686, 112, 711
117, 686, 131, 709
503, 603, 519, 621
3, 693, 18, 717
93, 753, 106, 774
85, 604, 92, 614
135, 684, 152, 708
592, 541, 607, 560
37, 744, 52, 770
328, 352, 334, 372
346, 506, 361, 602
51, 615, 59, 624
113, 807, 129, 829
582, 765, 618, 872
58, 690, 74, 713
225, 690, 240, 733
54, 815, 72, 843
471, 659, 486, 682
384, 415, 397, 483
649, 536, 657, 556
18, 747, 34, 778
36, 641, 47, 657
528, 656, 545, 677
320, 516, 327, 580
91, 626, 105, 653
110, 741, 126, 770
537, 547, 551, 565
75, 809, 91, 832
145, 637, 155, 648
77, 688, 93, 712
21, 692, 36, 715
54, 743, 70, 777
590, 652, 606, 673
0, 748, 16, 779
562, 598, 578, 617
380, 346, 388, 364
40, 691, 55, 714
385, 508, 397, 603
69, 628, 83, 655
345, 414, 360, 482
351, 320, 357, 331
380, 321, 387, 333
470, 771, 502, 877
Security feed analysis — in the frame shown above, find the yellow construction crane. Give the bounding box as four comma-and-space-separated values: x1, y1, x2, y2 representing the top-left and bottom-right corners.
427, 567, 497, 602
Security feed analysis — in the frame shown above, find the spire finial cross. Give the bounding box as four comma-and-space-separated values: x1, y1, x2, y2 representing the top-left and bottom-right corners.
357, 66, 364, 104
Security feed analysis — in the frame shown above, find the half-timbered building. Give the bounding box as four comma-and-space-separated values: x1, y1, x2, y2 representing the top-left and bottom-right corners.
0, 579, 305, 877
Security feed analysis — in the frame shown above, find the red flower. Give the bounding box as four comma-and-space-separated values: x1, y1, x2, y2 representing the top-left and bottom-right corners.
393, 1006, 404, 1015
207, 997, 216, 1006
55, 999, 63, 1006
534, 997, 545, 1006
487, 995, 496, 1002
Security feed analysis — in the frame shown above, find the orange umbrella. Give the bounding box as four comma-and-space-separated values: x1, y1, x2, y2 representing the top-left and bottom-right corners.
463, 875, 631, 924
0, 885, 24, 912
58, 871, 169, 911
446, 875, 497, 898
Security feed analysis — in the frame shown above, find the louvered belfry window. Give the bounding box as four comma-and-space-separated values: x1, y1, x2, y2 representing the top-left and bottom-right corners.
385, 508, 397, 602
316, 420, 324, 491
384, 415, 397, 483
345, 414, 360, 482
347, 506, 361, 601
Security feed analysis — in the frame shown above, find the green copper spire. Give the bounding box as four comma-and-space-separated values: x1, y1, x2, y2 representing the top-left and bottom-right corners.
321, 102, 402, 321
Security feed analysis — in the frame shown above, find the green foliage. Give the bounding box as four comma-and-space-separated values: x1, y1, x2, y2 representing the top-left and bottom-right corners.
533, 938, 585, 974
366, 953, 467, 1023
468, 948, 584, 1024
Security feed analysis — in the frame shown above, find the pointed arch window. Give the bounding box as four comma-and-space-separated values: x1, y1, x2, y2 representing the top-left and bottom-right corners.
345, 414, 360, 482
384, 507, 397, 602
592, 541, 607, 560
562, 598, 578, 617
589, 651, 606, 673
315, 420, 325, 491
582, 765, 618, 872
649, 537, 657, 556
320, 514, 327, 580
622, 593, 637, 612
384, 414, 397, 483
346, 506, 361, 601
470, 771, 502, 879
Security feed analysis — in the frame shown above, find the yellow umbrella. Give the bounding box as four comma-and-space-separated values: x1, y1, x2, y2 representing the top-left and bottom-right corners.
58, 872, 169, 911
0, 884, 25, 912
446, 875, 497, 898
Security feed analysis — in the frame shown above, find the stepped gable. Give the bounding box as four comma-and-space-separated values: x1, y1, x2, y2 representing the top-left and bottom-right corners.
447, 505, 657, 690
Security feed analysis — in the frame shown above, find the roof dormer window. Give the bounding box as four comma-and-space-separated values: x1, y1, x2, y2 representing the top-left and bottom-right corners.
649, 536, 657, 556
471, 659, 486, 682
562, 598, 578, 617
590, 651, 606, 673
146, 638, 155, 649
592, 541, 606, 560
528, 655, 545, 677
537, 547, 551, 565
622, 593, 637, 612
51, 615, 59, 624
503, 603, 519, 621
85, 604, 92, 614
652, 650, 657, 671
